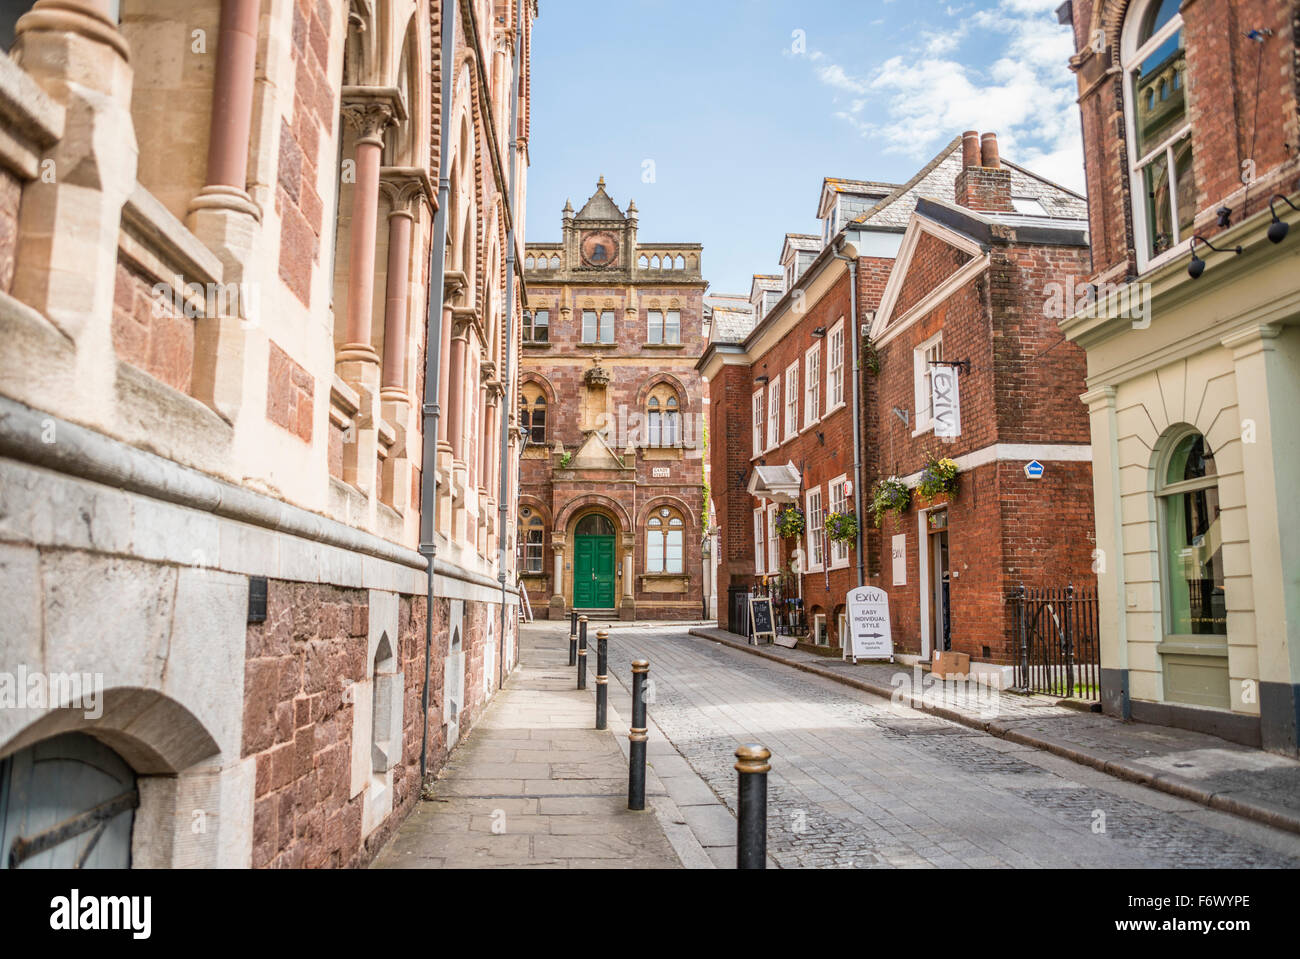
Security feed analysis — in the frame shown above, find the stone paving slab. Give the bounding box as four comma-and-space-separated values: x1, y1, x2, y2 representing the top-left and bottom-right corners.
688, 625, 1300, 838
371, 627, 686, 870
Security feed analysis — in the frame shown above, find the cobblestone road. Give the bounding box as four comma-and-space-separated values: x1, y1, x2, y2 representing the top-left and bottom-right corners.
591, 624, 1300, 869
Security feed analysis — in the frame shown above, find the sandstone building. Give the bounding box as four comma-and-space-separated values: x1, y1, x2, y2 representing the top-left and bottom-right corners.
520, 180, 707, 620
0, 0, 535, 867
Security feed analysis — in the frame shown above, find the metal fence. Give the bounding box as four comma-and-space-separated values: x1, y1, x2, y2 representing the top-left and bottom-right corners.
1011, 584, 1100, 701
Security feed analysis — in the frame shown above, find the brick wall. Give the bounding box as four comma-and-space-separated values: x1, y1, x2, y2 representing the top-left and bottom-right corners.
1070, 0, 1300, 281
267, 340, 315, 442
111, 260, 195, 394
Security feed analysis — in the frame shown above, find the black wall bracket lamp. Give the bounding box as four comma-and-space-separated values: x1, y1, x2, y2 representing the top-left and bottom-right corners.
1267, 195, 1299, 243
1187, 235, 1242, 279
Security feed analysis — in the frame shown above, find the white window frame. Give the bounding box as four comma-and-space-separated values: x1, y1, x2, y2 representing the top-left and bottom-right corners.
805, 486, 824, 572
828, 473, 850, 569
913, 332, 943, 435
804, 344, 821, 428
784, 362, 799, 440
753, 507, 766, 576
1122, 0, 1193, 273
752, 390, 764, 457
827, 318, 846, 411
766, 503, 779, 575
767, 379, 781, 450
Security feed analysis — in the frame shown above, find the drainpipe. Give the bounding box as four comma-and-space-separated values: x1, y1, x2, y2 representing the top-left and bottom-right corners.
497, 0, 525, 690
419, 0, 457, 784
833, 238, 866, 588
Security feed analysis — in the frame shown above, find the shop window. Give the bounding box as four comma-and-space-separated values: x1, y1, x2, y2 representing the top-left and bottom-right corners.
1159, 431, 1225, 636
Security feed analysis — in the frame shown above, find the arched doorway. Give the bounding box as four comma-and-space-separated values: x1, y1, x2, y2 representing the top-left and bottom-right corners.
1, 732, 137, 869
573, 512, 617, 610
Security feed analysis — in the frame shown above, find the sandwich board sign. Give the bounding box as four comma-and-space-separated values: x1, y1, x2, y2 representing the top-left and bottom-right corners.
845, 586, 893, 663
748, 595, 776, 646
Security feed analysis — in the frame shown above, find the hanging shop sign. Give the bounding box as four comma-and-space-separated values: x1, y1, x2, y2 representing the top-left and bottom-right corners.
930, 365, 962, 439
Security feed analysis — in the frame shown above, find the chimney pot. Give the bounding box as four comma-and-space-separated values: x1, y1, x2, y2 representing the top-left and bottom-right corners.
962, 131, 980, 168
981, 132, 1000, 168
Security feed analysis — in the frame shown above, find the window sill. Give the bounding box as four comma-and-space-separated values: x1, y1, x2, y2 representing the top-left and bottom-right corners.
523, 341, 552, 349
643, 342, 685, 349
800, 418, 821, 436
824, 400, 846, 417
911, 423, 934, 439
1157, 638, 1229, 657
579, 342, 618, 349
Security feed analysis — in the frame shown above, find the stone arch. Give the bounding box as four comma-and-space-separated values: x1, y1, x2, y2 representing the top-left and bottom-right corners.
637, 493, 699, 530
387, 11, 430, 167
519, 370, 557, 406
343, 0, 380, 86
634, 371, 694, 413
556, 493, 632, 535
0, 687, 220, 776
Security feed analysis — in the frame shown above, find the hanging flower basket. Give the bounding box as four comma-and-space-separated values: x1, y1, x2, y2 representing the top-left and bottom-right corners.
775, 506, 805, 540
869, 477, 911, 527
825, 511, 858, 545
917, 455, 960, 502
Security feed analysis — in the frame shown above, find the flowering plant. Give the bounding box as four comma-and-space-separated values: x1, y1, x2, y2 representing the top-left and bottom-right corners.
775, 506, 805, 539
917, 455, 960, 501
869, 477, 910, 526
825, 511, 859, 544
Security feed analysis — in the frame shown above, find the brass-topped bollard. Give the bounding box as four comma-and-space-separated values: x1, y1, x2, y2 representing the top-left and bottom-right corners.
735, 744, 771, 869
595, 629, 609, 730
576, 616, 589, 690
628, 660, 650, 810
568, 612, 578, 667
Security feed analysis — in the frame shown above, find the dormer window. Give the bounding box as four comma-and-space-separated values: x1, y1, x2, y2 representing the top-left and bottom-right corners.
1123, 0, 1194, 266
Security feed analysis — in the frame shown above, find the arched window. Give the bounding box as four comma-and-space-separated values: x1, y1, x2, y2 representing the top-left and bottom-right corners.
550, 254, 561, 270
518, 510, 544, 573
1123, 0, 1193, 264
576, 513, 615, 537
1159, 431, 1225, 636
520, 384, 547, 445
645, 384, 681, 447
646, 507, 685, 574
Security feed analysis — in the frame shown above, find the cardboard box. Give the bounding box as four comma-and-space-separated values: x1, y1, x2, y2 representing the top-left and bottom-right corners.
931, 651, 970, 679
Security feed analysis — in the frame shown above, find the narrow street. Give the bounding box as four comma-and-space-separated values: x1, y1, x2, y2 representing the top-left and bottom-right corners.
542, 622, 1300, 869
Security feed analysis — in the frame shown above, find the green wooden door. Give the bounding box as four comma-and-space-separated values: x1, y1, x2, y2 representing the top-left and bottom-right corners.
574, 536, 616, 609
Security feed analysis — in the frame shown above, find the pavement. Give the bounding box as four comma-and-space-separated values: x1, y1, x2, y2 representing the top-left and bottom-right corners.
689, 625, 1300, 838
372, 621, 729, 869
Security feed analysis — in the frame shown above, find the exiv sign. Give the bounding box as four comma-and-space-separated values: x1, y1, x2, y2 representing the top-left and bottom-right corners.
930, 365, 962, 439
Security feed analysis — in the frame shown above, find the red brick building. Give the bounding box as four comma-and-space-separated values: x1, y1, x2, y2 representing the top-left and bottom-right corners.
520, 180, 708, 620
704, 133, 1098, 676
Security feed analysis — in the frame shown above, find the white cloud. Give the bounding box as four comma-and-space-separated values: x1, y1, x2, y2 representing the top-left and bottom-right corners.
808, 0, 1084, 192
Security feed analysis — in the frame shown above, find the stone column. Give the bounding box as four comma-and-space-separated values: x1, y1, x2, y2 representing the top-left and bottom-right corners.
621, 533, 637, 621
337, 99, 395, 369
549, 534, 567, 618
446, 317, 470, 463
379, 207, 414, 403
189, 0, 261, 220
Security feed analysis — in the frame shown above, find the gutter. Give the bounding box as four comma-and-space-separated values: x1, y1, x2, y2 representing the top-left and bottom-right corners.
419, 0, 457, 784
831, 239, 866, 588
496, 0, 525, 689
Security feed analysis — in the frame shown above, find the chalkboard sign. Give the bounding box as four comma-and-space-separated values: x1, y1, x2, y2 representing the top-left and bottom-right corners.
748, 595, 776, 645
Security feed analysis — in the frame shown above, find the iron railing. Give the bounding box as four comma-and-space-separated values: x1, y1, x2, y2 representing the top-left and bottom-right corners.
1012, 584, 1100, 701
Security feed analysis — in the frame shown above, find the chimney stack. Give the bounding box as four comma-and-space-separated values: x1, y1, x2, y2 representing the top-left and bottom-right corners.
980, 132, 1000, 168
955, 130, 1014, 213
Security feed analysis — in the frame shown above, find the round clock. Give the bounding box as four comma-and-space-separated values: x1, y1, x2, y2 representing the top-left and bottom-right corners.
580, 231, 618, 268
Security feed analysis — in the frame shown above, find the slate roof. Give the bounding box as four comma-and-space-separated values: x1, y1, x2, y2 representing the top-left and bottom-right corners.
708, 304, 758, 345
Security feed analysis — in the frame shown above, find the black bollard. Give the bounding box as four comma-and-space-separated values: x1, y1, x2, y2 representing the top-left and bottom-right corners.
595, 629, 609, 730
576, 616, 588, 690
568, 615, 578, 668
628, 660, 649, 810
735, 744, 771, 869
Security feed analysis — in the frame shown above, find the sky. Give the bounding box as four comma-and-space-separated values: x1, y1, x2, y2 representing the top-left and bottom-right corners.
524, 0, 1086, 296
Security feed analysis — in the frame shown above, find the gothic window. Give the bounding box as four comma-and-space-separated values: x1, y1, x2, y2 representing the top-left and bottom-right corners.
646, 508, 685, 574
519, 512, 544, 573
646, 385, 681, 448
520, 384, 547, 445
1123, 0, 1193, 264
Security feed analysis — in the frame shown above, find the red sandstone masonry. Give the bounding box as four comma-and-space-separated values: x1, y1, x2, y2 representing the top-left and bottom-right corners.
111, 261, 195, 395
267, 340, 315, 442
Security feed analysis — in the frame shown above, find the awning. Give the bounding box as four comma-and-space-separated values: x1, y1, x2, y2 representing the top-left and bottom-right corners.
747, 463, 802, 504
